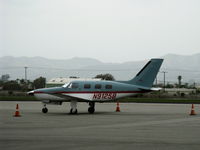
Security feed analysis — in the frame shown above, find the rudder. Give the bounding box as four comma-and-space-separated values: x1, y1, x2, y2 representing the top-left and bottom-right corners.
127, 59, 163, 88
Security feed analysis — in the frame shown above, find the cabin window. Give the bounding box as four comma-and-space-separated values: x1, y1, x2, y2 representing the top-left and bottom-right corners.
95, 84, 102, 89
84, 84, 91, 89
68, 83, 79, 89
72, 83, 79, 89
105, 85, 112, 89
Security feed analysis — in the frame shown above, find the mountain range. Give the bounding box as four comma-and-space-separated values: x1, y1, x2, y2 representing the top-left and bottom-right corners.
0, 53, 200, 84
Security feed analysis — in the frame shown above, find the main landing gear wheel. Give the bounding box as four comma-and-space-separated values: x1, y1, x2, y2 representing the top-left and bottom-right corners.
42, 107, 48, 113
88, 107, 95, 114
70, 100, 78, 114
88, 102, 95, 114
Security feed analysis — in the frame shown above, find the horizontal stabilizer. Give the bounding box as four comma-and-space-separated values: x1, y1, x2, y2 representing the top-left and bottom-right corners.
150, 87, 162, 91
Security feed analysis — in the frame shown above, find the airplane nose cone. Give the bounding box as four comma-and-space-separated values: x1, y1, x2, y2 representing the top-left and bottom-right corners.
27, 90, 34, 96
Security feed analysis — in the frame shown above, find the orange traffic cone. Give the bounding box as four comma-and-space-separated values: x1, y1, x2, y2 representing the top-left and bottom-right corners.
14, 104, 21, 117
116, 102, 120, 112
190, 104, 196, 115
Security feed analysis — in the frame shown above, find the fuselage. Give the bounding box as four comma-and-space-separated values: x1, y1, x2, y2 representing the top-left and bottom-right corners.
30, 80, 150, 102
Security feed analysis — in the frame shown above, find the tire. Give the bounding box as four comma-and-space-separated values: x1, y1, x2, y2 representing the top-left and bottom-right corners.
42, 108, 48, 113
88, 107, 95, 114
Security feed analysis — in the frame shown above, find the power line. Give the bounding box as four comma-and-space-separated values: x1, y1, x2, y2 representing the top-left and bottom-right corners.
162, 68, 200, 73
1, 66, 200, 72
0, 66, 136, 71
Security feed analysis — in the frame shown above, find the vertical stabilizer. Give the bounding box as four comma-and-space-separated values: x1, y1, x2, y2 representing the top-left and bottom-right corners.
127, 59, 163, 88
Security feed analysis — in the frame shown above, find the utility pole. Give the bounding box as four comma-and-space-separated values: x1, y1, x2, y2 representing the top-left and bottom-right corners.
24, 67, 28, 83
194, 82, 196, 88
161, 71, 167, 92
155, 76, 158, 87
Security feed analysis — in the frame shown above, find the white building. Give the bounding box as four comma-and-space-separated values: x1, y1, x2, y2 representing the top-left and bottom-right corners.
165, 88, 196, 95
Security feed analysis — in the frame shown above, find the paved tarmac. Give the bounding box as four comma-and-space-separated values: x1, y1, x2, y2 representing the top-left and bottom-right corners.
0, 101, 200, 150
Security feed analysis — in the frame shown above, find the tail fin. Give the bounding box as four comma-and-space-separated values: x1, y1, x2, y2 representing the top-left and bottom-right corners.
126, 58, 163, 88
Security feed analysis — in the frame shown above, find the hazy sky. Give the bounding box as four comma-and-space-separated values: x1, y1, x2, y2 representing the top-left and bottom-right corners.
1, 0, 200, 62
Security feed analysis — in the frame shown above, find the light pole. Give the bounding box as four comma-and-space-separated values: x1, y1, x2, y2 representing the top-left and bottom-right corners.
24, 67, 28, 83
161, 71, 167, 91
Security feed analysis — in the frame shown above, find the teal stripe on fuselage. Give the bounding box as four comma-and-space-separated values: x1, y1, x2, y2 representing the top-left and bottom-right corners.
35, 80, 141, 93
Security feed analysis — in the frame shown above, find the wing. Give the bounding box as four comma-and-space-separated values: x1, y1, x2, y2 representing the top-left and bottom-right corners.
48, 93, 90, 102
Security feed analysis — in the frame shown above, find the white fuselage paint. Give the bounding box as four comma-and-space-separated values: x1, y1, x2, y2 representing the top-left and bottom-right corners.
34, 92, 136, 101
34, 93, 64, 101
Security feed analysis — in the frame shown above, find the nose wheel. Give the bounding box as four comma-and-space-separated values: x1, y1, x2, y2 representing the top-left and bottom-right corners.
42, 104, 48, 113
88, 102, 95, 114
42, 107, 48, 113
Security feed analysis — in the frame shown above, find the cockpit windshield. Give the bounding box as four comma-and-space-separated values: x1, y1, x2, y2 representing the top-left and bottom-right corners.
62, 82, 70, 88
62, 82, 79, 89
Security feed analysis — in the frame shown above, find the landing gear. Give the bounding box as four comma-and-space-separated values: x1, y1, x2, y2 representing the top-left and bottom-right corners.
70, 108, 78, 114
42, 107, 48, 113
88, 107, 95, 114
70, 100, 78, 114
42, 104, 48, 113
88, 102, 95, 114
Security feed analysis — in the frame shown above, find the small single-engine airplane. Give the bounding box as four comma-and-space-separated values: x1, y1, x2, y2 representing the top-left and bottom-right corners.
28, 58, 163, 114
